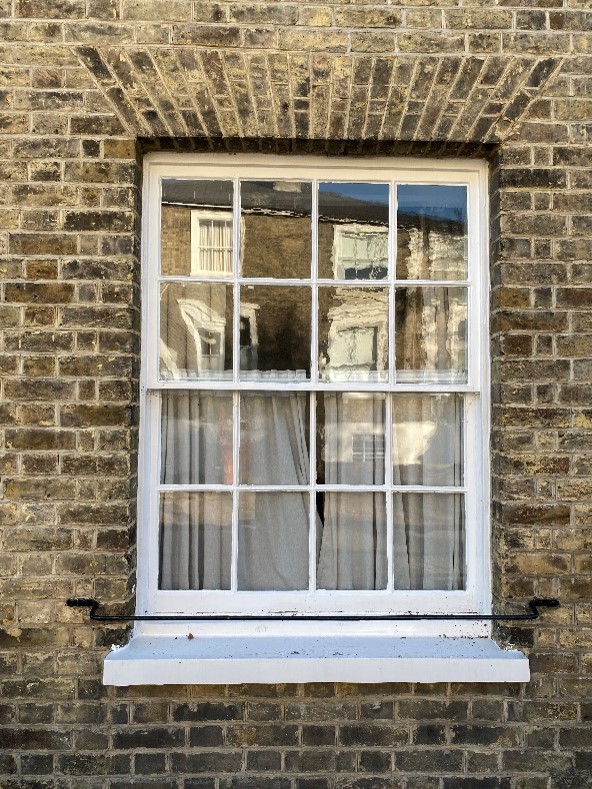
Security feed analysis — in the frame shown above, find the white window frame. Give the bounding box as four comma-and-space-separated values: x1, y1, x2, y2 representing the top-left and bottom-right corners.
102, 153, 533, 685
138, 153, 490, 625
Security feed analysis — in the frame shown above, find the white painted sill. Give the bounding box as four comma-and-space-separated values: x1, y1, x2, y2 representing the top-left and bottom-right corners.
103, 634, 529, 685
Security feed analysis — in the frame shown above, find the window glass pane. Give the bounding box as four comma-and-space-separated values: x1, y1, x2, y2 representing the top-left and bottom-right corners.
395, 286, 467, 383
317, 492, 387, 590
161, 179, 233, 277
159, 492, 231, 590
238, 491, 309, 590
319, 182, 389, 280
392, 394, 463, 487
240, 392, 309, 485
319, 287, 388, 382
317, 393, 385, 486
161, 392, 233, 485
396, 185, 468, 280
239, 285, 310, 380
160, 282, 233, 380
240, 181, 312, 279
393, 492, 465, 590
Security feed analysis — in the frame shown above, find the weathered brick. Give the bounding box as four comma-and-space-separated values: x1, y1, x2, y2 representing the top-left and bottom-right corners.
339, 724, 408, 747
0, 728, 70, 750
172, 702, 243, 722
0, 6, 590, 789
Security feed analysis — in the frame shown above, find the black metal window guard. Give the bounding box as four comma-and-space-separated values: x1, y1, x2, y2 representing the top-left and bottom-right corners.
67, 597, 559, 623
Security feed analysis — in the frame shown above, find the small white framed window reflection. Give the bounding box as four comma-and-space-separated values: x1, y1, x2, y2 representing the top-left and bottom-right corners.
190, 210, 233, 277
332, 223, 388, 280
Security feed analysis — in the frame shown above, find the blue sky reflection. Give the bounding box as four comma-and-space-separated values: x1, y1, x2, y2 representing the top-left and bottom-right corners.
398, 185, 467, 223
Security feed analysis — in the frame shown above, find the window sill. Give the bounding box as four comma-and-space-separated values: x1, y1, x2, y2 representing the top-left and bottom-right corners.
103, 634, 529, 685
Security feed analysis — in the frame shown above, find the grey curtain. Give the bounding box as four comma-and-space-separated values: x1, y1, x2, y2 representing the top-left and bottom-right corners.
317, 394, 387, 590
159, 392, 232, 590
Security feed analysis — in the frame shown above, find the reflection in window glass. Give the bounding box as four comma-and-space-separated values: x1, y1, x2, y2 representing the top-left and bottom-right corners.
395, 286, 467, 383
319, 182, 389, 280
396, 184, 468, 280
160, 282, 233, 380
191, 212, 232, 277
392, 394, 463, 487
317, 393, 385, 487
319, 287, 388, 382
161, 179, 233, 277
239, 285, 311, 380
240, 181, 312, 279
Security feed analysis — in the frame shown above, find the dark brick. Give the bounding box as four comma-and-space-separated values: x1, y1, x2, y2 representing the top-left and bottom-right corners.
339, 724, 407, 747
226, 725, 299, 747
360, 701, 394, 720
134, 753, 167, 775
442, 781, 512, 789
173, 752, 243, 773
359, 750, 392, 772
245, 751, 282, 771
302, 725, 335, 746
0, 755, 17, 775
21, 755, 52, 775
245, 702, 281, 721
224, 780, 290, 789
450, 725, 521, 746
294, 780, 330, 789
57, 754, 107, 775
412, 724, 446, 745
188, 726, 224, 747
395, 750, 464, 772
112, 728, 184, 750
337, 780, 399, 789
184, 780, 217, 789
0, 728, 70, 750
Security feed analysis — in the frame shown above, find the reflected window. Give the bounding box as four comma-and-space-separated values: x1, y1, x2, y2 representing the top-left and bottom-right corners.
333, 225, 388, 280
191, 211, 233, 277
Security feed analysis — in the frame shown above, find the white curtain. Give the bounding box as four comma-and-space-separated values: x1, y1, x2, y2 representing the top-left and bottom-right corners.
392, 395, 464, 590
159, 391, 313, 592
317, 394, 387, 590
160, 392, 464, 592
159, 392, 232, 590
316, 393, 463, 592
237, 393, 311, 591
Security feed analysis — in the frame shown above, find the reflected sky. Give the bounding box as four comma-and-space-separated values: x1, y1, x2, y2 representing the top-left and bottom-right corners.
319, 182, 389, 205
398, 185, 467, 223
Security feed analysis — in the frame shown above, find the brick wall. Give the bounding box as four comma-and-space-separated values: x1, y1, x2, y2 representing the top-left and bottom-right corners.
1, 1, 591, 787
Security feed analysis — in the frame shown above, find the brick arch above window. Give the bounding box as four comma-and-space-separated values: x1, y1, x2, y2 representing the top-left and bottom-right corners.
74, 48, 562, 146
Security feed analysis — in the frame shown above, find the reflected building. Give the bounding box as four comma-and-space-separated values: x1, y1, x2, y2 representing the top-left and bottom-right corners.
160, 179, 467, 383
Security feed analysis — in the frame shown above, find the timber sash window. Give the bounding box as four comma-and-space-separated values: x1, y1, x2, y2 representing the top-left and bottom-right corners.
140, 154, 490, 619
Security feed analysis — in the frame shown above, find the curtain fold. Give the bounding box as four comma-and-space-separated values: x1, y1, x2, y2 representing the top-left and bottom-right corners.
238, 393, 311, 590
159, 392, 232, 590
392, 394, 464, 590
317, 394, 387, 590
159, 392, 463, 593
